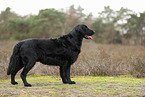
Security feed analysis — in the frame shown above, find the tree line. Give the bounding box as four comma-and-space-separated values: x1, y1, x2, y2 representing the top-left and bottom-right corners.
0, 5, 145, 46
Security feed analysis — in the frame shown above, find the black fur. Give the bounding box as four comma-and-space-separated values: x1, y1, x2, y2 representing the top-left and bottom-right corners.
7, 24, 94, 87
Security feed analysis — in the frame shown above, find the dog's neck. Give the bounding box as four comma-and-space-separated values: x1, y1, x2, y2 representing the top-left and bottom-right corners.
69, 30, 83, 46
59, 31, 83, 50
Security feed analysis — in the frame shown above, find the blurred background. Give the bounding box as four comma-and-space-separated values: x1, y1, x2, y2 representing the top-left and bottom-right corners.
0, 0, 145, 45
0, 0, 145, 78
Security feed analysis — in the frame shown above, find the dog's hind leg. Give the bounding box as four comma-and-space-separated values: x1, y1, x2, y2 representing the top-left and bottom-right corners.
11, 65, 24, 85
20, 59, 36, 87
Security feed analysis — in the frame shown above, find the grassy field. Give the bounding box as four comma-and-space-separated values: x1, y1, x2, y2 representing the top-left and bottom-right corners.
0, 75, 145, 97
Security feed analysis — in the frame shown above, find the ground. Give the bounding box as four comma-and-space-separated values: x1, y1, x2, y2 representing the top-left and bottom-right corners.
0, 75, 145, 97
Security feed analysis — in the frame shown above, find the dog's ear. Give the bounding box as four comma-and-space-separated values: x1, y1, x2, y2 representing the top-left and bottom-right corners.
81, 25, 87, 32
75, 25, 80, 32
75, 24, 86, 33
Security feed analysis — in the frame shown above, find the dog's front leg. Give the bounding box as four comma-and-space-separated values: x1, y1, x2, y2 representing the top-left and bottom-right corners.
59, 66, 68, 84
65, 65, 76, 84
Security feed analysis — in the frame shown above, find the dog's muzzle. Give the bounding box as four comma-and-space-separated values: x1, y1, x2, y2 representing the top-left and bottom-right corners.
84, 35, 93, 40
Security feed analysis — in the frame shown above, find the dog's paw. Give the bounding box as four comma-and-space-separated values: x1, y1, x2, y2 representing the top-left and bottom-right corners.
63, 81, 68, 84
68, 81, 76, 84
24, 83, 32, 87
11, 81, 18, 85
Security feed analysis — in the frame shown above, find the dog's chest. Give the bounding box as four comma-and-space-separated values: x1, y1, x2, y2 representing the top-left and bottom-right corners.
67, 47, 81, 63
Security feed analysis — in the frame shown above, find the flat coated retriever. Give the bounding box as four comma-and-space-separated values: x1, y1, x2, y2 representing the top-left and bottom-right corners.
7, 24, 94, 87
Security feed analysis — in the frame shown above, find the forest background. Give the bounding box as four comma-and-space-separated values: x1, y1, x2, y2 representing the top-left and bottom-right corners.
0, 5, 145, 46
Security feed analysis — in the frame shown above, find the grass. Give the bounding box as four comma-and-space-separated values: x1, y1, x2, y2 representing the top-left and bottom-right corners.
0, 75, 145, 97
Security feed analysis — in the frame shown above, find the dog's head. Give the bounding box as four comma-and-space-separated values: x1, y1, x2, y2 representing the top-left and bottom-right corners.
75, 24, 94, 40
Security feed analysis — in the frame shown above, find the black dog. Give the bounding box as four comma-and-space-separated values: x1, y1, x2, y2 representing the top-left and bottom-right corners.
7, 24, 94, 87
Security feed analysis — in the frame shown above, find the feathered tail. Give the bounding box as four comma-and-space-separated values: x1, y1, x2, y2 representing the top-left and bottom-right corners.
7, 42, 24, 75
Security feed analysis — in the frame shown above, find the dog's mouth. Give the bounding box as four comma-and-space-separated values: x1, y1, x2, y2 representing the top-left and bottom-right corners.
84, 35, 93, 40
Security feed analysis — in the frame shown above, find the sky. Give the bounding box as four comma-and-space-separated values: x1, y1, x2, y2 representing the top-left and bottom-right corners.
0, 0, 145, 17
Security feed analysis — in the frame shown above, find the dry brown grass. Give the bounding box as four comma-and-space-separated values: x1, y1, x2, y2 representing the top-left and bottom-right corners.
0, 41, 18, 78
0, 41, 145, 78
71, 41, 145, 78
